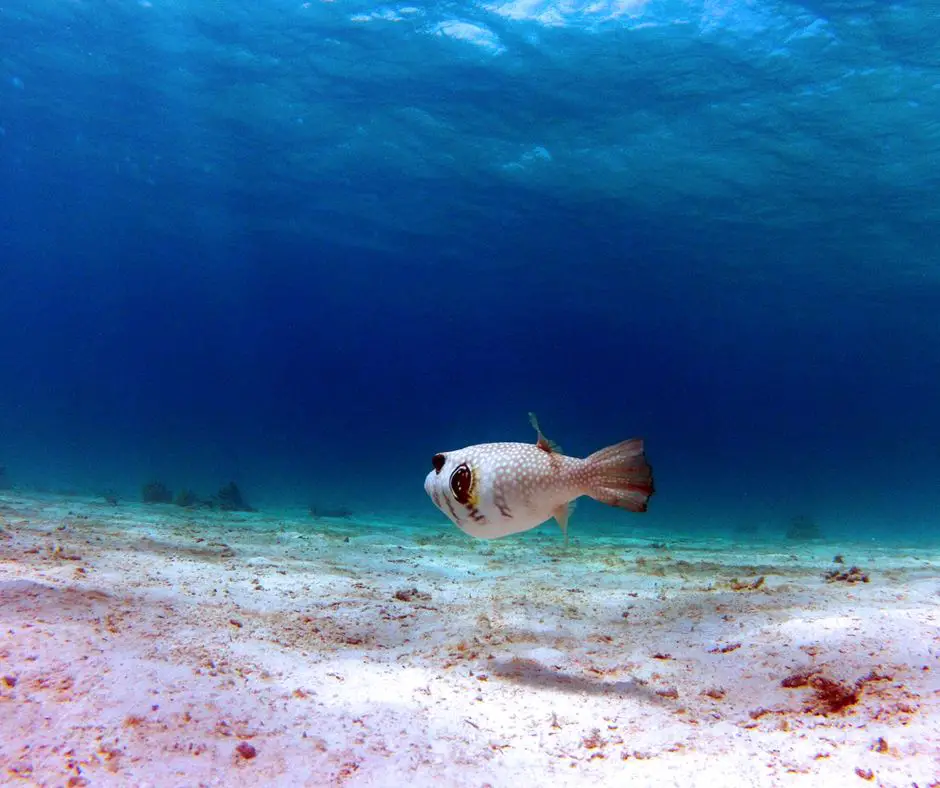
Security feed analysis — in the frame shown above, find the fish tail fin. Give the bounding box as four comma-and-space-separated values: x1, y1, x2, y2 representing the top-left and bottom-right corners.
583, 438, 654, 513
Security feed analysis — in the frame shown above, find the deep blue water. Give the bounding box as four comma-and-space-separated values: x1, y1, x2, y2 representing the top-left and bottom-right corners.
1, 1, 938, 542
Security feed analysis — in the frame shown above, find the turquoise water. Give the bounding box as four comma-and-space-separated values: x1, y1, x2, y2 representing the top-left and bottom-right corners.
1, 1, 938, 547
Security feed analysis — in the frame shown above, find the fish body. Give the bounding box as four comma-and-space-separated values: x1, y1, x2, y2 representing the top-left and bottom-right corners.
424, 415, 654, 542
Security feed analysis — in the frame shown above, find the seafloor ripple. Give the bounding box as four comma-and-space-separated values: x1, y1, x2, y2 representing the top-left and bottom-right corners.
1, 494, 938, 786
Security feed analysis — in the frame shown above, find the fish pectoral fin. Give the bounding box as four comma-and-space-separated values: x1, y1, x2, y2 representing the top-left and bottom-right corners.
552, 503, 571, 548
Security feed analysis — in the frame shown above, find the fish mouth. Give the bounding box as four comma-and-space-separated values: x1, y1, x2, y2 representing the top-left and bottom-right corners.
423, 472, 444, 511
424, 471, 463, 526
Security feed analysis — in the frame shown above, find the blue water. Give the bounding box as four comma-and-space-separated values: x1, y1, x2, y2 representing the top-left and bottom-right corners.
1, 1, 938, 543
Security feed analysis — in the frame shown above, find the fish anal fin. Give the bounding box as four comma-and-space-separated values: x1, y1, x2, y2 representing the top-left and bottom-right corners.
552, 503, 571, 548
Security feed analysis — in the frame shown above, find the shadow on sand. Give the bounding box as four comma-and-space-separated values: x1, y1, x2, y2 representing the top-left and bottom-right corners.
489, 657, 668, 702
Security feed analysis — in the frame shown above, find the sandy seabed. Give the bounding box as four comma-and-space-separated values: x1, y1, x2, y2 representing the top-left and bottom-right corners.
1, 492, 938, 787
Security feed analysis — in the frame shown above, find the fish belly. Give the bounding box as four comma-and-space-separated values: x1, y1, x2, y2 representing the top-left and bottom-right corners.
466, 483, 564, 539
455, 508, 548, 539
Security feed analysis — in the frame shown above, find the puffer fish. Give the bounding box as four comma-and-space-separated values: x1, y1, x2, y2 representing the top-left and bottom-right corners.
424, 414, 654, 544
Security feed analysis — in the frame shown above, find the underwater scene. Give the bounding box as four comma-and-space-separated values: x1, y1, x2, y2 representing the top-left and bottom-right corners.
1, 0, 939, 785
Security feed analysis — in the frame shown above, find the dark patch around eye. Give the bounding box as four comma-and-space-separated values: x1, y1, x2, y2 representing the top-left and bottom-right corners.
432, 453, 446, 474
449, 464, 472, 505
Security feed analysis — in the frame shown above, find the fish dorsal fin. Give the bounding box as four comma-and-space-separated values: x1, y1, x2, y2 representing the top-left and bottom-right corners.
528, 412, 562, 454
552, 503, 571, 548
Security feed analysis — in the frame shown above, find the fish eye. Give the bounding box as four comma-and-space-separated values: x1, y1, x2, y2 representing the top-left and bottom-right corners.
432, 453, 446, 474
449, 463, 472, 505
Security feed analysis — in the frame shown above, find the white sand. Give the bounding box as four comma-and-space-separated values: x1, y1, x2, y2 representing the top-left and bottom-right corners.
1, 493, 938, 787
